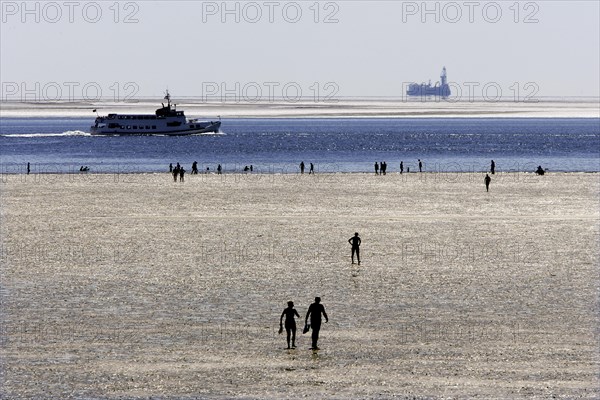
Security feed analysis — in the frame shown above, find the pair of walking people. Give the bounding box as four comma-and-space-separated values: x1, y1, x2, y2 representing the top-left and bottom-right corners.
279, 297, 328, 350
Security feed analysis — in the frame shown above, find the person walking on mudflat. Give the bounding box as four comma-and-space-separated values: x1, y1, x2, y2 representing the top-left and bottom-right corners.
305, 297, 328, 350
485, 173, 491, 192
348, 232, 361, 265
280, 301, 300, 349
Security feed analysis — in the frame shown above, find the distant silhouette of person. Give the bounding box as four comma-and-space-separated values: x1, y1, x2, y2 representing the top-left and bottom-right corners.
485, 173, 491, 192
173, 165, 179, 181
418, 159, 423, 172
27, 162, 30, 175
217, 164, 222, 174
244, 165, 249, 172
305, 297, 328, 350
348, 232, 361, 265
490, 160, 495, 175
407, 167, 410, 173
535, 166, 545, 175
375, 162, 379, 175
192, 161, 198, 174
179, 167, 185, 182
280, 301, 300, 349
169, 163, 173, 173
300, 161, 305, 174
400, 161, 403, 174
250, 165, 253, 172
309, 163, 314, 174
382, 161, 387, 175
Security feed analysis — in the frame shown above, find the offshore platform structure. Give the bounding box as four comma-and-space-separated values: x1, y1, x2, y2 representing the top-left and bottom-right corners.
406, 67, 451, 99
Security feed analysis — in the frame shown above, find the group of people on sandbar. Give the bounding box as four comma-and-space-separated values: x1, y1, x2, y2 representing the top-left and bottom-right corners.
170, 162, 223, 179
165, 159, 548, 189
375, 161, 388, 175
278, 233, 362, 350
376, 159, 423, 175
170, 163, 185, 182
484, 161, 547, 192
299, 161, 315, 174
280, 297, 328, 350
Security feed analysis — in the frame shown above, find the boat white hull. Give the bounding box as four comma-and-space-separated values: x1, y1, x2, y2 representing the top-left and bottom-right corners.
91, 121, 221, 136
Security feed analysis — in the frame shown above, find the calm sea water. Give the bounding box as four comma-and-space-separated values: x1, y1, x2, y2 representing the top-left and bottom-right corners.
1, 118, 598, 173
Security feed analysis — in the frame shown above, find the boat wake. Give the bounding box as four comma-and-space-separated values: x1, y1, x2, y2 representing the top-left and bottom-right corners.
193, 130, 226, 136
1, 130, 91, 138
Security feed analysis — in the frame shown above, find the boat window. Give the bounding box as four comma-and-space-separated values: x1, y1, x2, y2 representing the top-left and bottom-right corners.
133, 126, 137, 129
152, 126, 156, 129
146, 126, 150, 129
127, 126, 131, 129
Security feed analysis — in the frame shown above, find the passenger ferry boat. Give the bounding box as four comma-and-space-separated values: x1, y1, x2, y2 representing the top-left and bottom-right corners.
90, 92, 221, 135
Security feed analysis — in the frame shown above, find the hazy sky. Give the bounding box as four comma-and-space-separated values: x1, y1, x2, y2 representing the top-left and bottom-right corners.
1, 1, 599, 101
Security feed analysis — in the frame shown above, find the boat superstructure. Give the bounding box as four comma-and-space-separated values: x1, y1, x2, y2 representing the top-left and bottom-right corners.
91, 92, 221, 135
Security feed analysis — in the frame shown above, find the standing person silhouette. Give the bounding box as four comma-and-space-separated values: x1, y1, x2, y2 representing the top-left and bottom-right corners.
280, 301, 300, 349
309, 163, 314, 174
375, 162, 379, 175
348, 232, 361, 265
490, 160, 495, 175
400, 161, 404, 174
485, 173, 491, 192
305, 297, 328, 350
418, 159, 423, 172
300, 161, 305, 174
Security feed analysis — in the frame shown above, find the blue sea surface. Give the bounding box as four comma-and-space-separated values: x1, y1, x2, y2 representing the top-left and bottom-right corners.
1, 118, 599, 173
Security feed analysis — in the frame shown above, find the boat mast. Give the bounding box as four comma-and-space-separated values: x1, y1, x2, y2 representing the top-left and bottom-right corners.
164, 90, 171, 109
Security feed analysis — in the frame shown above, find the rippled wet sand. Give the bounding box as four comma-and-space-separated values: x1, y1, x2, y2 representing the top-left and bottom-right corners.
1, 172, 598, 399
